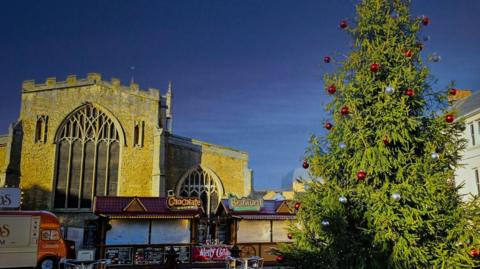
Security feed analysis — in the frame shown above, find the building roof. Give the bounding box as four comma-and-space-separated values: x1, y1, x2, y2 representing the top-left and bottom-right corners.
454, 90, 480, 117
0, 135, 8, 146
94, 196, 203, 219
219, 199, 296, 220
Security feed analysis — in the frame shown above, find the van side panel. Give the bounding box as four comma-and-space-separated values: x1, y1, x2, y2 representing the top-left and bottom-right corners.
0, 215, 39, 268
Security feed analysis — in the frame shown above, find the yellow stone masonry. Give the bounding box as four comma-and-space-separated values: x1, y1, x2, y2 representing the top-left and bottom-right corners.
0, 145, 6, 172
165, 135, 251, 198
18, 73, 162, 208
6, 72, 251, 211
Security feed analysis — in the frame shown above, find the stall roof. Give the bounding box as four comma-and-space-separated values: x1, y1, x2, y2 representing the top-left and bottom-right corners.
219, 199, 296, 220
94, 196, 203, 219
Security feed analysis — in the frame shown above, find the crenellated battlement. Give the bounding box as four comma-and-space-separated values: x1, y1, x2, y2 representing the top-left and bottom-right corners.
22, 72, 161, 100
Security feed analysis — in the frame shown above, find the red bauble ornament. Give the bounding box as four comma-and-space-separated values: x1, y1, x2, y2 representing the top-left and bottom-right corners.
287, 233, 293, 239
370, 63, 379, 72
340, 106, 349, 115
449, 88, 457, 95
302, 160, 309, 169
445, 114, 455, 123
357, 170, 366, 181
327, 85, 336, 94
276, 255, 285, 263
339, 20, 348, 29
422, 16, 430, 26
324, 56, 331, 63
404, 50, 413, 58
294, 202, 301, 210
406, 89, 415, 97
383, 137, 390, 145
470, 248, 480, 258
324, 122, 333, 130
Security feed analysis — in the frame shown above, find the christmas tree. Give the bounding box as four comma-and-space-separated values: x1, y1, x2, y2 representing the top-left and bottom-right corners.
280, 0, 480, 268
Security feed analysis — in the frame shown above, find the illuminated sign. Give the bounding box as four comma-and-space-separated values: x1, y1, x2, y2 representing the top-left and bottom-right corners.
193, 246, 231, 262
167, 197, 201, 210
0, 188, 21, 209
229, 197, 263, 212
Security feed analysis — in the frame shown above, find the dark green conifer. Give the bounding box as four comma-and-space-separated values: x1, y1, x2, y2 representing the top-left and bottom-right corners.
282, 1, 480, 268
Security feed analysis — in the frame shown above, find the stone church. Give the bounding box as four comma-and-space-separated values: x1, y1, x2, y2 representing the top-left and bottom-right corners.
0, 73, 252, 228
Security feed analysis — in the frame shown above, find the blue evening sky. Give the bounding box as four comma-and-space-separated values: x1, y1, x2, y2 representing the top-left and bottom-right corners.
0, 0, 479, 190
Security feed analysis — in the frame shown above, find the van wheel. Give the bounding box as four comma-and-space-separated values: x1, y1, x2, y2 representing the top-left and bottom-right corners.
37, 257, 58, 269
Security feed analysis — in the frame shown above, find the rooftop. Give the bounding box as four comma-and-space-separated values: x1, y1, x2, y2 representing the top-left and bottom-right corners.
453, 90, 480, 117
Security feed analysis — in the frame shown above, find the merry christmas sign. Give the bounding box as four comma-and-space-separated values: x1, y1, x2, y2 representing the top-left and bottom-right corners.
192, 246, 231, 262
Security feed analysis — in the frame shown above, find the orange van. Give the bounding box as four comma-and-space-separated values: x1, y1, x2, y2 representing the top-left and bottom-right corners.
0, 210, 75, 269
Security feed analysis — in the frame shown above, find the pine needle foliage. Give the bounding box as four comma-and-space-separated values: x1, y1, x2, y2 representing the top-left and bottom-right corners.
281, 0, 480, 268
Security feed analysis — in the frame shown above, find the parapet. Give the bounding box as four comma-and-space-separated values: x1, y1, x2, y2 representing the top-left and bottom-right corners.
22, 73, 161, 101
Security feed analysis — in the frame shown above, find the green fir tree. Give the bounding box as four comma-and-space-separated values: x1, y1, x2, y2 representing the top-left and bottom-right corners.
281, 0, 480, 268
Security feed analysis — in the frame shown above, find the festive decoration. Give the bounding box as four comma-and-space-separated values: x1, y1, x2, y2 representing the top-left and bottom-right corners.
340, 106, 349, 115
282, 1, 479, 268
276, 255, 285, 263
449, 88, 457, 96
431, 152, 440, 159
287, 233, 293, 240
406, 89, 415, 97
430, 53, 441, 62
356, 170, 366, 181
321, 220, 330, 226
391, 192, 401, 201
404, 50, 413, 58
339, 142, 346, 149
422, 16, 430, 26
446, 114, 455, 123
302, 160, 309, 169
325, 122, 333, 130
294, 202, 301, 210
327, 85, 337, 94
339, 20, 348, 29
385, 85, 395, 94
470, 248, 480, 258
324, 56, 331, 63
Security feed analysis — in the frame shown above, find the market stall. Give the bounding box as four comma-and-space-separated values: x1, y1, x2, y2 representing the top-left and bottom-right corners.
217, 197, 296, 263
94, 196, 203, 266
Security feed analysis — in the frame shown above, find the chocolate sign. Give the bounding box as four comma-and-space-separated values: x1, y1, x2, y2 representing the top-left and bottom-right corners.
167, 196, 201, 210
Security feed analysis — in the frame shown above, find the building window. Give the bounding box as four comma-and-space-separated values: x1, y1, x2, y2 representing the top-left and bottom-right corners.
470, 124, 476, 146
54, 104, 121, 209
478, 121, 480, 144
133, 121, 144, 147
176, 167, 223, 216
476, 169, 480, 195
35, 115, 48, 143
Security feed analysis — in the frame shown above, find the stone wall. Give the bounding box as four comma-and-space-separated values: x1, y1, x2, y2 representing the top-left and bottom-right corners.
166, 135, 251, 197
18, 73, 166, 209
0, 136, 7, 186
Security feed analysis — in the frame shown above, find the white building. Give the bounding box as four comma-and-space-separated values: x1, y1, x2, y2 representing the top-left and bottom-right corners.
453, 90, 480, 200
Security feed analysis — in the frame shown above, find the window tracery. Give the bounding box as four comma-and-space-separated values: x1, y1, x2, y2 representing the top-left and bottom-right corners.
54, 104, 120, 209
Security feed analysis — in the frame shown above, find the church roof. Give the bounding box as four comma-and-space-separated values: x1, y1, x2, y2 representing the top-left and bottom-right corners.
0, 135, 8, 145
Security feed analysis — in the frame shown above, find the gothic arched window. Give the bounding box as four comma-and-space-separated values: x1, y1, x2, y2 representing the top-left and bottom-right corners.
176, 167, 224, 216
53, 104, 122, 209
